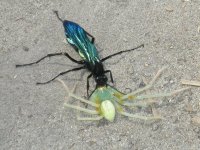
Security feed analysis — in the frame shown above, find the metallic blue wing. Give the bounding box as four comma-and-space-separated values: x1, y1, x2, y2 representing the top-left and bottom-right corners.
63, 21, 100, 65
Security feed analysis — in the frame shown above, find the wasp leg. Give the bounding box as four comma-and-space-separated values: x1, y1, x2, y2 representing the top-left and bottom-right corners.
53, 10, 64, 22
87, 73, 93, 97
101, 44, 144, 62
37, 66, 85, 85
16, 52, 84, 67
85, 31, 95, 44
104, 70, 114, 83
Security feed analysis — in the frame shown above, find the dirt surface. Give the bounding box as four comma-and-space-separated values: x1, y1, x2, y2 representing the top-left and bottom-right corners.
1, 0, 200, 149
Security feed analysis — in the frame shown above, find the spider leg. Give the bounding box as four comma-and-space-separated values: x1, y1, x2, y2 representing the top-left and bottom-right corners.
122, 66, 167, 100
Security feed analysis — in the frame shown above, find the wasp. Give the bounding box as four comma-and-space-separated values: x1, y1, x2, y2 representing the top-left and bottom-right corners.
16, 11, 144, 96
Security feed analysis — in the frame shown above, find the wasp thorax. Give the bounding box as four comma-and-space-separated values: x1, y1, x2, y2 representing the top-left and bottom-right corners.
100, 100, 115, 122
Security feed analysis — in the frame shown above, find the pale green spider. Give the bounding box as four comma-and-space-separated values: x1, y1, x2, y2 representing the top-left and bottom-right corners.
57, 67, 189, 122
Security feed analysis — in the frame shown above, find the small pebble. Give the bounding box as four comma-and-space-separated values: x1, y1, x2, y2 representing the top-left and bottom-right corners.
144, 62, 149, 67
152, 124, 159, 131
191, 116, 200, 126
165, 6, 174, 12
23, 46, 29, 51
169, 45, 174, 49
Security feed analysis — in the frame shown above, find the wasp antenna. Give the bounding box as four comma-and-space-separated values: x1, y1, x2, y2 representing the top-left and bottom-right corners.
53, 10, 63, 22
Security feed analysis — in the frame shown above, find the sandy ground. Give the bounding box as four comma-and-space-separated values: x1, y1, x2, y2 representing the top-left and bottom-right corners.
1, 0, 200, 149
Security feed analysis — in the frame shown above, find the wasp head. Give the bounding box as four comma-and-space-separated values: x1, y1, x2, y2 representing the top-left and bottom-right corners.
95, 75, 108, 87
